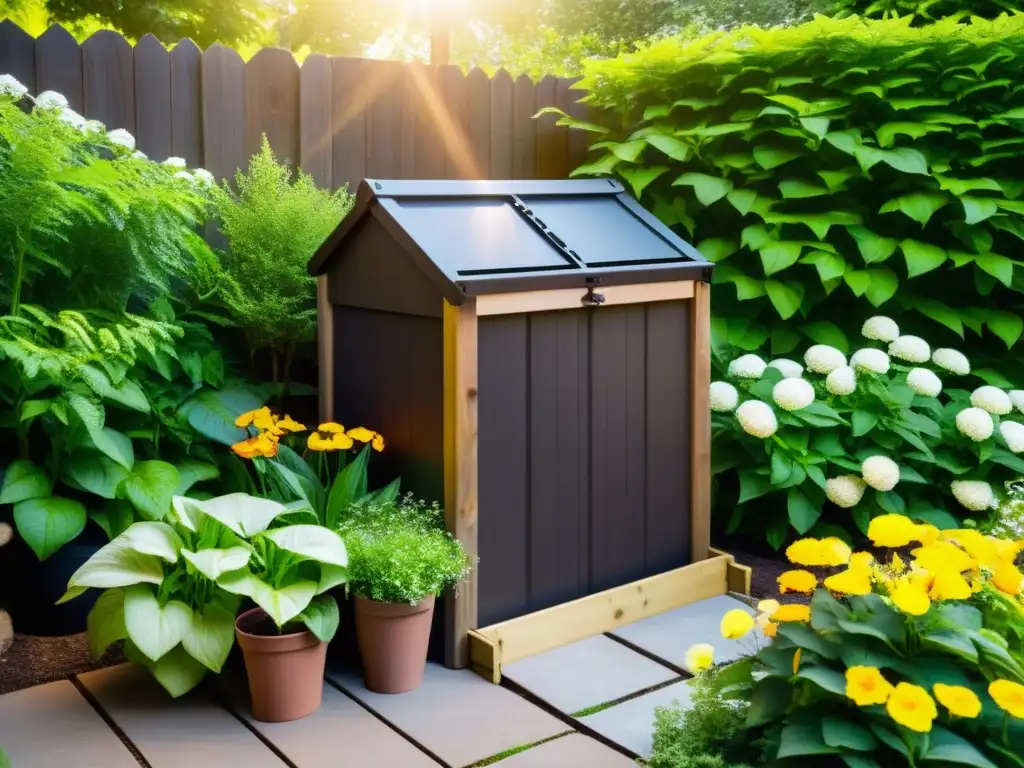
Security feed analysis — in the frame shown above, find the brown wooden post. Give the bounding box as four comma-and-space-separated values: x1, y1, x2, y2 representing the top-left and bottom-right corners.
690, 281, 712, 563
317, 276, 334, 424
443, 297, 478, 668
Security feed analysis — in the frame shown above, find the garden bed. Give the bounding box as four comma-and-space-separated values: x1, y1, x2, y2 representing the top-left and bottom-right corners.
0, 633, 122, 695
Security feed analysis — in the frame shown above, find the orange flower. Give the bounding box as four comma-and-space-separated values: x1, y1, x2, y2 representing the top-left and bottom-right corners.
235, 407, 267, 428
231, 431, 278, 459
763, 621, 778, 638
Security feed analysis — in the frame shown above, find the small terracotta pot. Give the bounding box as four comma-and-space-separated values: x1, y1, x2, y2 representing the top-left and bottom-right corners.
354, 594, 435, 694
235, 607, 327, 723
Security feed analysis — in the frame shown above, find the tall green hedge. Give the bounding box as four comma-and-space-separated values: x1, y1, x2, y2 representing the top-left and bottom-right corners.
833, 0, 1021, 21
564, 15, 1024, 382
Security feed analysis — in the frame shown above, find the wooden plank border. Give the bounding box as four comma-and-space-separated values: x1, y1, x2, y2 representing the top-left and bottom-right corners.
468, 554, 731, 683
476, 281, 695, 317
708, 547, 753, 596
690, 280, 712, 564
443, 297, 479, 668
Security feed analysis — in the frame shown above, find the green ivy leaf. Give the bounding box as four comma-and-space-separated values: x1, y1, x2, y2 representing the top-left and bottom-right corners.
570, 153, 620, 178
738, 470, 772, 503
875, 122, 951, 148
760, 243, 803, 276
118, 461, 180, 522
753, 145, 802, 170
672, 172, 734, 205
697, 238, 738, 262
801, 251, 846, 282
848, 226, 900, 264
779, 179, 829, 198
865, 268, 899, 306
916, 299, 964, 337
787, 487, 822, 534
901, 240, 947, 277
64, 452, 130, 501
742, 225, 775, 250
880, 147, 929, 175
880, 193, 947, 226
620, 165, 669, 198
985, 310, 1023, 347
765, 280, 805, 320
961, 196, 998, 224
974, 252, 1014, 287
726, 188, 759, 215
0, 460, 52, 504
13, 496, 87, 560
643, 133, 692, 162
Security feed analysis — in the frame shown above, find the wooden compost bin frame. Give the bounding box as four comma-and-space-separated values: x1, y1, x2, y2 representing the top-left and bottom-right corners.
320, 275, 746, 676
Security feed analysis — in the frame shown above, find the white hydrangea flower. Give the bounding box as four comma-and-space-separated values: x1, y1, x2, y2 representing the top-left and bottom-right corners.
932, 348, 970, 376
728, 354, 767, 380
956, 407, 994, 442
768, 358, 804, 379
888, 335, 930, 363
131, 150, 148, 160
163, 156, 187, 169
861, 316, 900, 342
772, 378, 815, 411
826, 365, 857, 396
951, 480, 997, 512
58, 107, 86, 131
192, 168, 215, 186
736, 400, 778, 438
710, 381, 739, 412
83, 119, 105, 134
173, 170, 194, 182
999, 421, 1024, 453
907, 368, 942, 397
862, 456, 900, 492
0, 74, 28, 98
1011, 390, 1024, 414
106, 128, 135, 150
804, 345, 847, 374
850, 348, 890, 375
826, 476, 867, 508
33, 90, 68, 109
971, 385, 1012, 415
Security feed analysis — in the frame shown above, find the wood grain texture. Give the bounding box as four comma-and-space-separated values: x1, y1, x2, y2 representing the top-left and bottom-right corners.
565, 78, 590, 173
407, 62, 445, 180
534, 75, 560, 179
489, 69, 514, 179
476, 282, 695, 316
438, 64, 469, 179
465, 67, 491, 179
0, 19, 36, 93
708, 548, 753, 596
511, 74, 536, 179
366, 59, 403, 179
82, 30, 135, 130
133, 34, 171, 161
444, 298, 479, 668
245, 47, 299, 166
317, 275, 334, 423
170, 39, 203, 167
299, 53, 333, 188
690, 281, 712, 563
330, 57, 368, 191
201, 43, 246, 184
35, 25, 84, 111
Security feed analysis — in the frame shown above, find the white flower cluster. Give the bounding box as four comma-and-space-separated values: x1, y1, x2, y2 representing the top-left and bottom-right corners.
888, 335, 930, 363
0, 74, 28, 98
826, 476, 867, 508
736, 400, 778, 438
106, 128, 136, 151
951, 480, 997, 512
861, 315, 900, 342
956, 407, 994, 441
805, 345, 846, 374
826, 366, 856, 396
907, 367, 942, 397
710, 381, 739, 412
772, 378, 815, 411
971, 385, 1012, 415
728, 354, 767, 379
850, 348, 890, 375
1000, 421, 1024, 453
768, 358, 803, 379
35, 90, 69, 109
862, 455, 899, 492
932, 348, 970, 376
1012, 391, 1024, 414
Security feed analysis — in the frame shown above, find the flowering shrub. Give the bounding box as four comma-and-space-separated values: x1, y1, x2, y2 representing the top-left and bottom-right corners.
712, 315, 1024, 547
686, 522, 1024, 765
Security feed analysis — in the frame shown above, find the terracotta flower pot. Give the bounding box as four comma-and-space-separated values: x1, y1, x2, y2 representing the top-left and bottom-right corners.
235, 607, 327, 722
354, 594, 435, 694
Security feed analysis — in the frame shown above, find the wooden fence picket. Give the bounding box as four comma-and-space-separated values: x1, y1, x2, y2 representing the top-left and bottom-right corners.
133, 34, 171, 160
35, 24, 84, 111
170, 40, 204, 167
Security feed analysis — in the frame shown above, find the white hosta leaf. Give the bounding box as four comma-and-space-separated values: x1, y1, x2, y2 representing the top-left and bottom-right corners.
170, 495, 200, 531
216, 569, 261, 598
220, 573, 317, 628
87, 588, 127, 659
180, 546, 252, 582
62, 538, 165, 597
117, 522, 182, 563
259, 525, 348, 567
124, 585, 194, 662
177, 493, 288, 537
149, 645, 208, 698
181, 602, 236, 673
317, 564, 348, 595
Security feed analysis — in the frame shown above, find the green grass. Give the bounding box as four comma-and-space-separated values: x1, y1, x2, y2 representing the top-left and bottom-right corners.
570, 700, 622, 718
467, 731, 575, 767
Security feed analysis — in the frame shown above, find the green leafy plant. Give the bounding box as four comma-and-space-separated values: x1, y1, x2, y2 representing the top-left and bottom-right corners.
712, 315, 1024, 547
212, 136, 352, 395
832, 0, 1022, 23
59, 492, 347, 697
556, 14, 1024, 376
339, 496, 472, 605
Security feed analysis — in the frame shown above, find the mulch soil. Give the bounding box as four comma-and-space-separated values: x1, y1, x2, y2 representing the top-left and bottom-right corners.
0, 632, 123, 696
724, 545, 845, 605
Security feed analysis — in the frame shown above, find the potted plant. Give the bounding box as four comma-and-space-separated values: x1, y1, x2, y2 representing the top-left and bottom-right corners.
340, 497, 472, 694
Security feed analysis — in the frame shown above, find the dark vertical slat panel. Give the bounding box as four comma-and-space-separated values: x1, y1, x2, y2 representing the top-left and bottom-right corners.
552, 77, 574, 179
566, 78, 590, 174
0, 20, 36, 93
366, 60, 402, 178
35, 25, 83, 111
202, 44, 246, 184
645, 302, 692, 572
82, 30, 135, 130
465, 67, 491, 179
398, 62, 418, 178
528, 311, 589, 611
489, 69, 513, 180
170, 39, 203, 168
299, 53, 333, 188
589, 305, 648, 593
438, 64, 468, 179
410, 63, 445, 180
534, 74, 560, 179
331, 57, 368, 192
246, 48, 299, 166
132, 34, 171, 161
477, 316, 529, 626
511, 74, 536, 179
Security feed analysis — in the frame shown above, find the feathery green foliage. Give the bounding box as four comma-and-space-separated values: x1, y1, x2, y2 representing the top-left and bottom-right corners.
213, 136, 352, 384
832, 0, 1023, 22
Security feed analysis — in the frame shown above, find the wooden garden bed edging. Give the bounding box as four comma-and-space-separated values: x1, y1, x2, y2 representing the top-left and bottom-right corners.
468, 552, 747, 684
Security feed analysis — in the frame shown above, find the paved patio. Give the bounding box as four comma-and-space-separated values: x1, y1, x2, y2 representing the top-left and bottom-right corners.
0, 594, 754, 766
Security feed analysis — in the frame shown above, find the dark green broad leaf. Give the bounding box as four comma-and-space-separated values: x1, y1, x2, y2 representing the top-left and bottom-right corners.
822, 716, 877, 752
13, 496, 87, 560
776, 722, 842, 758
839, 610, 905, 648
299, 594, 341, 643
63, 452, 129, 500
842, 757, 883, 768
0, 459, 52, 504
936, 602, 983, 631
868, 723, 911, 758
921, 628, 978, 663
180, 386, 265, 446
852, 409, 879, 437
118, 461, 180, 522
795, 401, 847, 427
796, 666, 847, 696
810, 431, 845, 457
923, 725, 1000, 768
326, 445, 371, 529
802, 321, 849, 352
777, 622, 840, 659
745, 676, 793, 727
876, 491, 905, 515
787, 487, 822, 534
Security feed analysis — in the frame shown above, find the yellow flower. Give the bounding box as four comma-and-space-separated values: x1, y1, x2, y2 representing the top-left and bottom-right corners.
846, 666, 893, 706
771, 604, 811, 623
824, 566, 873, 596
757, 599, 781, 615
231, 432, 278, 459
308, 432, 339, 452
993, 561, 1024, 596
933, 684, 981, 719
943, 529, 1001, 569
371, 432, 385, 451
911, 542, 975, 575
929, 569, 972, 601
785, 537, 851, 567
850, 551, 875, 570
868, 514, 920, 548
684, 643, 714, 674
763, 621, 778, 638
308, 425, 355, 452
822, 537, 853, 566
348, 426, 386, 452
887, 683, 937, 733
889, 553, 907, 575
778, 570, 818, 595
276, 415, 306, 433
253, 408, 282, 435
889, 577, 931, 616
793, 648, 802, 675
235, 407, 268, 428
318, 422, 345, 433
720, 609, 755, 640
990, 679, 1024, 719
913, 524, 940, 545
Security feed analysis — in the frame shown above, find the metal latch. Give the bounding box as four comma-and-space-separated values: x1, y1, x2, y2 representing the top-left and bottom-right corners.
581, 287, 605, 307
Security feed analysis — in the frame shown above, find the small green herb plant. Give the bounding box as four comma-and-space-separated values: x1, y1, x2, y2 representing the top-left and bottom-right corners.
60, 492, 347, 697
340, 496, 472, 605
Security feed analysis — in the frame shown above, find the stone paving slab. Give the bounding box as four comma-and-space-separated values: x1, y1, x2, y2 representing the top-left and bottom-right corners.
502, 634, 678, 715
327, 662, 570, 768
491, 734, 636, 767
78, 664, 285, 768
225, 678, 439, 767
609, 594, 761, 671
0, 680, 138, 768
580, 679, 696, 758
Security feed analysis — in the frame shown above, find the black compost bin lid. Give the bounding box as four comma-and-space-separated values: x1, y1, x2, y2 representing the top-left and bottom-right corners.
308, 179, 713, 305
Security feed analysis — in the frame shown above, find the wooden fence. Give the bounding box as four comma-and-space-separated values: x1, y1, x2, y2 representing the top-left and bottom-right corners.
0, 20, 591, 192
